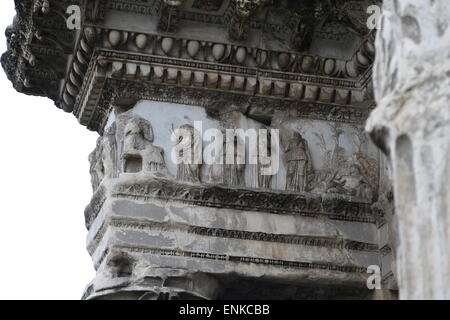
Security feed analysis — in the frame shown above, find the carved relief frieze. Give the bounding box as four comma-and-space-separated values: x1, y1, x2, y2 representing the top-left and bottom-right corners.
308, 123, 378, 201
88, 121, 120, 192
89, 137, 105, 192
116, 245, 368, 273
84, 186, 107, 229
272, 115, 379, 202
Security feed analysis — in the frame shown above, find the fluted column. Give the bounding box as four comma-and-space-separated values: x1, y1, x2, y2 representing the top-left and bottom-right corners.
366, 0, 450, 299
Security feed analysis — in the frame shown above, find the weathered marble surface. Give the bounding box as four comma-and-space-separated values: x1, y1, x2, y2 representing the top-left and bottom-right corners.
85, 175, 380, 299
367, 0, 450, 299
82, 99, 384, 299
98, 101, 380, 200
2, 0, 396, 300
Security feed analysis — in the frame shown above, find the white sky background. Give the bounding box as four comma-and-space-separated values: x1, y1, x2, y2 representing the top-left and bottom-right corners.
0, 2, 97, 299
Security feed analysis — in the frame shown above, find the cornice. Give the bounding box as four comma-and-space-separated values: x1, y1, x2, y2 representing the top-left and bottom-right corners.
2, 0, 378, 133
69, 26, 374, 132
1, 0, 80, 105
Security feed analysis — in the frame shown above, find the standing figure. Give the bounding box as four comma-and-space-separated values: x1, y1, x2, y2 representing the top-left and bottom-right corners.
251, 132, 273, 189
176, 124, 202, 183
258, 139, 273, 189
223, 136, 246, 187
103, 123, 118, 179
89, 137, 105, 191
285, 132, 312, 192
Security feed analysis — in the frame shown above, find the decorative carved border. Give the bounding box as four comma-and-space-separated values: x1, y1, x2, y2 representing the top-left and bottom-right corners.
82, 75, 372, 134
113, 218, 378, 251
67, 25, 374, 131
108, 0, 160, 16
88, 217, 378, 257
188, 225, 379, 252
111, 178, 376, 223
99, 49, 362, 88
116, 245, 368, 273
84, 186, 107, 229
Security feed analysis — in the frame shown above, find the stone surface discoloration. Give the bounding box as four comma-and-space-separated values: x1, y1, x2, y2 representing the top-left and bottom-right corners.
2, 0, 401, 300
367, 0, 450, 299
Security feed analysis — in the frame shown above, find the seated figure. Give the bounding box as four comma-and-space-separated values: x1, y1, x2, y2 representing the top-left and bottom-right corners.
122, 115, 166, 174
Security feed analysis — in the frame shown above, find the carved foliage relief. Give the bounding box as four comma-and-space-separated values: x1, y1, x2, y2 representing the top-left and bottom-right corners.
273, 113, 380, 201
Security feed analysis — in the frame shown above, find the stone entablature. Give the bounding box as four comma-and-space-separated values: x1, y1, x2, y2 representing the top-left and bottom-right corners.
79, 97, 384, 299
3, 0, 398, 300
3, 0, 378, 133
83, 175, 379, 299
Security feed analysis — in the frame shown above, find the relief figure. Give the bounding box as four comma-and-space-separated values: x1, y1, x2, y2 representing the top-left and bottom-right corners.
284, 132, 313, 192
176, 124, 202, 183
223, 136, 246, 187
122, 116, 166, 174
